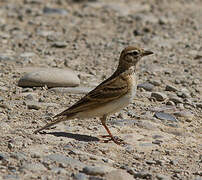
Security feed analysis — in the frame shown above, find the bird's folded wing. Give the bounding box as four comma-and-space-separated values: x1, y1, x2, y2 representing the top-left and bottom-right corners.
54, 75, 128, 117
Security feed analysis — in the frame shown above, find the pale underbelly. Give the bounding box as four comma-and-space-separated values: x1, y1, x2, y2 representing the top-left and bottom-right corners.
76, 93, 134, 118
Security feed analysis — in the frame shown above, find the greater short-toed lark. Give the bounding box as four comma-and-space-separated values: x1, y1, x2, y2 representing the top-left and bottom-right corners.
34, 46, 153, 144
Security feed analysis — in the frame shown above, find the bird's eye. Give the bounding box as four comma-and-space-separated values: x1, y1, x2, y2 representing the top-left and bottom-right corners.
131, 50, 139, 56
127, 50, 139, 56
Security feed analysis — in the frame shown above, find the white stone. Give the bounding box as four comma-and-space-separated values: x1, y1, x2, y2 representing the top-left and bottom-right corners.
18, 68, 80, 88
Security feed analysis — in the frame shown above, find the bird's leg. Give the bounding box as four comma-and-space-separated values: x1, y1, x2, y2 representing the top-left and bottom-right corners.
100, 115, 125, 145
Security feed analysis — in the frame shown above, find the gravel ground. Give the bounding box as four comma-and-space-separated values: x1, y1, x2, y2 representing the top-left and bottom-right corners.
0, 0, 201, 179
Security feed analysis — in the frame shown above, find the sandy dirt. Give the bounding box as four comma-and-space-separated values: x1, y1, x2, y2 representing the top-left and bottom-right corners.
0, 0, 201, 179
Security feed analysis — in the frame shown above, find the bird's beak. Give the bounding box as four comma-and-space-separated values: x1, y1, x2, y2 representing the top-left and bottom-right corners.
142, 50, 153, 56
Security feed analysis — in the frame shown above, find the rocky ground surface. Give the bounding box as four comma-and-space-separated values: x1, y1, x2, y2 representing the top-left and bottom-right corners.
0, 0, 202, 179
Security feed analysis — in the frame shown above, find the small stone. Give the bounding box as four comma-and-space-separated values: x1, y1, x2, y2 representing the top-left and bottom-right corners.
165, 84, 178, 92
133, 171, 152, 178
173, 111, 194, 121
82, 166, 114, 176
151, 92, 167, 101
176, 103, 184, 109
10, 152, 27, 160
149, 79, 161, 86
196, 103, 202, 109
18, 68, 80, 88
166, 101, 175, 106
52, 41, 68, 48
26, 101, 42, 110
154, 112, 178, 122
136, 121, 158, 130
168, 95, 183, 104
177, 91, 190, 99
105, 170, 134, 180
137, 82, 154, 91
51, 167, 67, 174
21, 162, 46, 172
156, 174, 171, 180
192, 79, 200, 85
43, 7, 68, 15
146, 160, 156, 165
24, 93, 37, 101
0, 153, 8, 161
0, 54, 15, 62
73, 173, 88, 180
152, 139, 163, 145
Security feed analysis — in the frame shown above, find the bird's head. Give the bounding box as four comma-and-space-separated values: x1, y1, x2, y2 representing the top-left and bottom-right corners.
118, 46, 153, 70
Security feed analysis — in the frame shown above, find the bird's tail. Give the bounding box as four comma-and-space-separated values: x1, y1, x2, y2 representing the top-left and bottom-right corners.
33, 116, 68, 134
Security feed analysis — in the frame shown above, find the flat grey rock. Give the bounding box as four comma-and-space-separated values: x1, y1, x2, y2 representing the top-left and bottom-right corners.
43, 7, 68, 15
154, 112, 178, 122
18, 68, 80, 88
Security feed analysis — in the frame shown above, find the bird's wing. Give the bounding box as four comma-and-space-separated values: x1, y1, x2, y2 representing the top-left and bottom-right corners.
54, 74, 129, 117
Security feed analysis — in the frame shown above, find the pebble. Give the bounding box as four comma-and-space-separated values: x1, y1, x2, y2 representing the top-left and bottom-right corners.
196, 103, 202, 109
10, 152, 27, 160
105, 170, 134, 180
165, 84, 178, 92
51, 41, 68, 48
149, 79, 161, 86
51, 167, 67, 174
151, 92, 167, 101
24, 93, 37, 101
18, 68, 80, 88
173, 111, 194, 121
26, 101, 42, 110
82, 166, 114, 176
21, 162, 46, 172
49, 87, 92, 94
0, 54, 15, 61
43, 7, 68, 15
133, 171, 152, 178
177, 90, 190, 99
154, 112, 178, 122
73, 173, 88, 180
137, 82, 154, 91
146, 160, 156, 165
136, 121, 158, 130
156, 174, 171, 180
0, 153, 8, 161
168, 95, 183, 104
44, 154, 85, 168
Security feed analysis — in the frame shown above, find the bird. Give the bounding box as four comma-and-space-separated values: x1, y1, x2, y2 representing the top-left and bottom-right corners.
34, 46, 153, 145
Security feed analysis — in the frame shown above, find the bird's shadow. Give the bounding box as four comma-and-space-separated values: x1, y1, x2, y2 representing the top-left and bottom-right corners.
43, 131, 99, 142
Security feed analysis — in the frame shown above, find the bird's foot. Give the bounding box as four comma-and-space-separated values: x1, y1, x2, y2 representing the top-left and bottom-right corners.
99, 135, 126, 145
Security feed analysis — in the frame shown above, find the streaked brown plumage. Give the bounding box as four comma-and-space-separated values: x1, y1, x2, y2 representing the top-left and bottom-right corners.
34, 46, 153, 144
